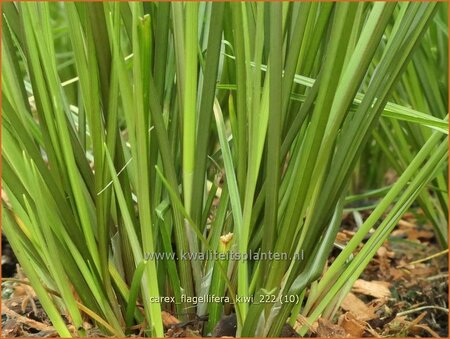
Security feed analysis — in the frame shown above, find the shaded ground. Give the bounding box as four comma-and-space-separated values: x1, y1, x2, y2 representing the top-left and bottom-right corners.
326, 209, 448, 337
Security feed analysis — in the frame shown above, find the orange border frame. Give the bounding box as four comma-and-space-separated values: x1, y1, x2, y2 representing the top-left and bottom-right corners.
0, 1, 448, 339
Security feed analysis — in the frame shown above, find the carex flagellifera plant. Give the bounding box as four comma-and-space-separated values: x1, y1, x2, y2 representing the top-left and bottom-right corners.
2, 2, 448, 337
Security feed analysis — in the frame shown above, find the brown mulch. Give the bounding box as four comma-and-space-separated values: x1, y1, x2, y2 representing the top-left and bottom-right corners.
325, 209, 448, 338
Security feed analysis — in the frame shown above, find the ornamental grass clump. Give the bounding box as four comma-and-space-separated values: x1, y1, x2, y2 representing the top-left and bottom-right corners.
2, 2, 447, 337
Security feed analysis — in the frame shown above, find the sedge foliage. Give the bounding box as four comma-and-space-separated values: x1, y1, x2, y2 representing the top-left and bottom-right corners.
2, 2, 448, 337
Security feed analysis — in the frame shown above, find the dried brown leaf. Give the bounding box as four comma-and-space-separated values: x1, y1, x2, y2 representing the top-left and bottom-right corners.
352, 279, 391, 299
161, 311, 180, 328
338, 312, 366, 337
341, 292, 377, 321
